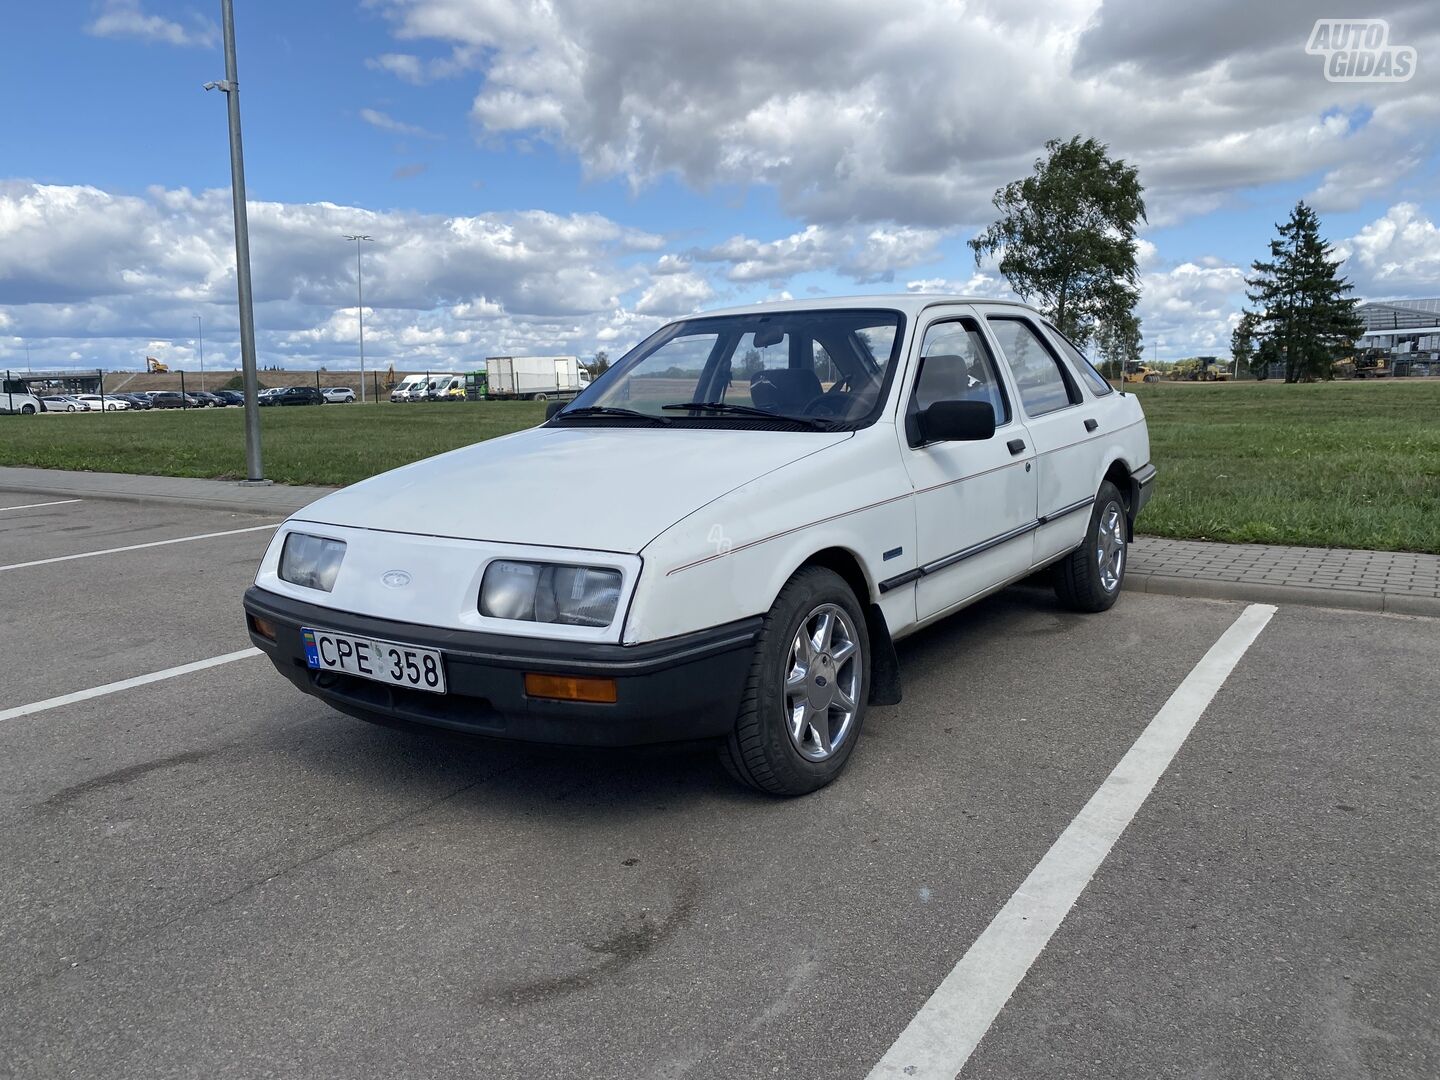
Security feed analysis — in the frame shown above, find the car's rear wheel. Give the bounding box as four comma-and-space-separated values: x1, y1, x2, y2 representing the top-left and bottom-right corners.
1053, 480, 1127, 613
21, 404, 36, 414
720, 566, 869, 796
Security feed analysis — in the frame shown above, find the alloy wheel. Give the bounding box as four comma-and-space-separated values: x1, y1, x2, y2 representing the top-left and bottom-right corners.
783, 603, 862, 762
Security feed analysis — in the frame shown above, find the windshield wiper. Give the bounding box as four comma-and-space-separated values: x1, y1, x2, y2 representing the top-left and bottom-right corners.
552, 405, 670, 425
660, 401, 837, 429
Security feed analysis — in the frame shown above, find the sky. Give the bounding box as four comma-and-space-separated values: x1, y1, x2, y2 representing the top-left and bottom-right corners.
1, 0, 1438, 374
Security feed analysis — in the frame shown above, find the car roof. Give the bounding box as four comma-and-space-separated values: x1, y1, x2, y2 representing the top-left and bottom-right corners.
692, 293, 1034, 319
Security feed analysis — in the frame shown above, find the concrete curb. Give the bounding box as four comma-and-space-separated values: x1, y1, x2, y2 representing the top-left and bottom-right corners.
1123, 571, 1440, 618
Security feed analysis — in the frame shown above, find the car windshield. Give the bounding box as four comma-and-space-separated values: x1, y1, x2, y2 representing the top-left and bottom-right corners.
555, 308, 904, 428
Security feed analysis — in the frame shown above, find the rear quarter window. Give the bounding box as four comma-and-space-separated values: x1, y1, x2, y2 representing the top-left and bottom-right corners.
1047, 325, 1114, 397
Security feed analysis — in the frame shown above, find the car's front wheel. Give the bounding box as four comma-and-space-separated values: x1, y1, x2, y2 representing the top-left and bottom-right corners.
720, 566, 870, 796
1053, 480, 1127, 612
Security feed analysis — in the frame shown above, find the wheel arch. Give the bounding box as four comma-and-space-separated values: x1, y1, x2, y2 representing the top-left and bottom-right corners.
1102, 457, 1137, 540
794, 546, 901, 707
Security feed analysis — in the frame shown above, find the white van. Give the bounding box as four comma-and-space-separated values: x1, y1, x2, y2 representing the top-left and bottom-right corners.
1, 377, 43, 415
389, 374, 429, 403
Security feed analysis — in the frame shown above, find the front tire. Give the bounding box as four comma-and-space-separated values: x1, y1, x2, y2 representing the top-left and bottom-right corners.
719, 566, 870, 796
1054, 480, 1128, 613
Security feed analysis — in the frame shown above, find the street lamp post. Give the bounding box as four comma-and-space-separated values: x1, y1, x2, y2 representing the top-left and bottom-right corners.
204, 0, 265, 482
344, 235, 373, 402
195, 315, 205, 391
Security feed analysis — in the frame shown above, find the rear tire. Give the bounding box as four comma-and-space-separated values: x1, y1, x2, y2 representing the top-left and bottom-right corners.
1054, 480, 1127, 613
21, 404, 36, 414
719, 566, 870, 796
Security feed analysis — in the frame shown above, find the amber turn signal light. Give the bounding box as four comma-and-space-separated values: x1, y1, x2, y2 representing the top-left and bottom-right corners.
247, 614, 277, 642
524, 672, 618, 703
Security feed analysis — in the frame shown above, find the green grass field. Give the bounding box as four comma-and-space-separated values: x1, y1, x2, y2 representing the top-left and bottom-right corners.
3, 383, 1438, 552
1130, 380, 1439, 553
0, 401, 545, 488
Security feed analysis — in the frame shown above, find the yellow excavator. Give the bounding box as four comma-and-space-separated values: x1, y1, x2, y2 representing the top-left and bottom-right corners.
146, 356, 170, 374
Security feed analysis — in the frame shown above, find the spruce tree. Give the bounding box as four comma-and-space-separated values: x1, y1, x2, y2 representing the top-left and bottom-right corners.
1244, 202, 1364, 383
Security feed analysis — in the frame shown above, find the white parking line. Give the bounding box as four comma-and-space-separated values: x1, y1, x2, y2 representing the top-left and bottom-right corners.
0, 648, 263, 723
867, 602, 1278, 1079
0, 499, 82, 513
0, 522, 280, 573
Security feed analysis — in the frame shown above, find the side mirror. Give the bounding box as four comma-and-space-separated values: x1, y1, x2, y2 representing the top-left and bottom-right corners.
545, 400, 565, 420
919, 399, 995, 443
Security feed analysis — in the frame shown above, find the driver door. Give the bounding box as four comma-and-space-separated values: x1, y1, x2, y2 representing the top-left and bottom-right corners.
900, 313, 1038, 621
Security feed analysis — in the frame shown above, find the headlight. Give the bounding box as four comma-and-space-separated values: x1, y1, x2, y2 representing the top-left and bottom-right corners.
480, 560, 622, 627
279, 532, 346, 592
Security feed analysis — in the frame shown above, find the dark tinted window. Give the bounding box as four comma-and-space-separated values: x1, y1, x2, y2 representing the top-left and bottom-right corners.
986, 317, 1080, 417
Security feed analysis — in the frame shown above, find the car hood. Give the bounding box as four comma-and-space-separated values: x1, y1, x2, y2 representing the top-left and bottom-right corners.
293, 424, 852, 554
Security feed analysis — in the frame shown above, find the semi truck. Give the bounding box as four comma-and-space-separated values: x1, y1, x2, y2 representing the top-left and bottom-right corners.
484, 355, 591, 401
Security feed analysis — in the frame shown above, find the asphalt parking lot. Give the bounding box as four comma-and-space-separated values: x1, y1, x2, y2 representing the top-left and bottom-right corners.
1, 490, 1435, 1079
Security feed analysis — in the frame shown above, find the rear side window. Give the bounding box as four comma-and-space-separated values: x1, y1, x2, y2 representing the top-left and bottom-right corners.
1047, 325, 1114, 397
986, 317, 1080, 417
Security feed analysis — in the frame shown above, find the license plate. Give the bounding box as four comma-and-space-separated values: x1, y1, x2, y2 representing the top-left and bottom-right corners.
301, 627, 447, 694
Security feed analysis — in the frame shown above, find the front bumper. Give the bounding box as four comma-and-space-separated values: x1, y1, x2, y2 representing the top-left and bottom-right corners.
1132, 463, 1157, 519
243, 587, 760, 747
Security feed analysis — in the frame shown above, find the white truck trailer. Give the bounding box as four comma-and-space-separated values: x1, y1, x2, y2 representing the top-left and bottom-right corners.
484, 356, 591, 401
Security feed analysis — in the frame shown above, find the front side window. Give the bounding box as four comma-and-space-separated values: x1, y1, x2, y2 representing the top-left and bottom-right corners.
555, 309, 905, 429
986, 317, 1080, 417
913, 319, 1011, 425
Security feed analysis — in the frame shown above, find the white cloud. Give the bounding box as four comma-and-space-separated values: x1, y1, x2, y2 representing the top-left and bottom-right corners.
0, 181, 671, 370
366, 48, 479, 84
370, 0, 1440, 229
634, 273, 714, 316
692, 225, 946, 285
360, 108, 443, 140
1336, 202, 1440, 292
84, 0, 217, 49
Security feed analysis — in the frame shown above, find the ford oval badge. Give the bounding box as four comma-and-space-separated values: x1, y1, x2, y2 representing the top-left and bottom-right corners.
381, 570, 412, 588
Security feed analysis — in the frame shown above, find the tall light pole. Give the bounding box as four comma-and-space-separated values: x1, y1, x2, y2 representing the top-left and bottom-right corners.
344, 235, 373, 402
194, 315, 205, 391
204, 0, 264, 482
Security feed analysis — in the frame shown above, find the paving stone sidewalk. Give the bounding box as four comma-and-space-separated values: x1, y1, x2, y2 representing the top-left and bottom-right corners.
1127, 537, 1440, 616
3, 466, 1438, 616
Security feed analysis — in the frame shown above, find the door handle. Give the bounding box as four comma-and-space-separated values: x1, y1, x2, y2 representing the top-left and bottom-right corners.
1007, 438, 1026, 455
1084, 418, 1098, 432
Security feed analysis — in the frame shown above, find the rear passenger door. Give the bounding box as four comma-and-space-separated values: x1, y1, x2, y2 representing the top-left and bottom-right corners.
977, 309, 1097, 564
899, 312, 1038, 621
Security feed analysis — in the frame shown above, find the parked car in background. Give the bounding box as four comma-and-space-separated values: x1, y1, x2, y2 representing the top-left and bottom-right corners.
116, 393, 152, 410
214, 390, 246, 406
190, 391, 224, 408
257, 387, 284, 406
41, 395, 86, 412
322, 386, 356, 403
76, 394, 128, 411
272, 386, 325, 406
147, 391, 187, 409
244, 294, 1155, 795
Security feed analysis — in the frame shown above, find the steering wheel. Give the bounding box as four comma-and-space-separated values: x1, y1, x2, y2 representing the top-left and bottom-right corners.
803, 392, 854, 419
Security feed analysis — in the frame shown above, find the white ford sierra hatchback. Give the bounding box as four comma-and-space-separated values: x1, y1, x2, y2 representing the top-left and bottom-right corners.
245, 295, 1154, 795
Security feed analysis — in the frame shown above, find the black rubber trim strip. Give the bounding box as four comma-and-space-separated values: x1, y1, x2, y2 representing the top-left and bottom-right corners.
1038, 495, 1096, 525
1133, 462, 1157, 486
879, 520, 1039, 594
